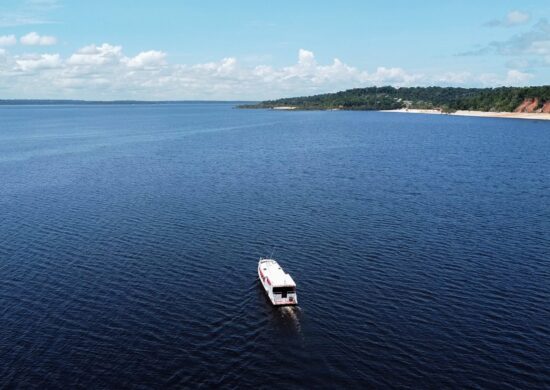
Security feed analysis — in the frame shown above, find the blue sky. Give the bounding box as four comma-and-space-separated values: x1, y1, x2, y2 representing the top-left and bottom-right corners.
0, 0, 549, 99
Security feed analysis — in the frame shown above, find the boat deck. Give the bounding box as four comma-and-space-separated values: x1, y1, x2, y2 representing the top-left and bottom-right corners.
259, 259, 296, 287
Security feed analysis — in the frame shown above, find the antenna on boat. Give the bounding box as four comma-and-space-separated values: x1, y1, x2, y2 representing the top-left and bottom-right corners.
269, 246, 276, 260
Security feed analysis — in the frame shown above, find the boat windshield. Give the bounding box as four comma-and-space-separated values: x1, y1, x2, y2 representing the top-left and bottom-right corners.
273, 287, 296, 294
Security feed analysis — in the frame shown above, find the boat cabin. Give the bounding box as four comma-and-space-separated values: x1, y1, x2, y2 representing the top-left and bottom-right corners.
258, 258, 298, 306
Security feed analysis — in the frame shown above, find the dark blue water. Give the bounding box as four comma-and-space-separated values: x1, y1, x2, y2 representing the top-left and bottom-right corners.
1, 103, 549, 388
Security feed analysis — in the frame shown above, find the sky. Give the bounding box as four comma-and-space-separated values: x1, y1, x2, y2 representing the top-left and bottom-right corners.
0, 0, 549, 100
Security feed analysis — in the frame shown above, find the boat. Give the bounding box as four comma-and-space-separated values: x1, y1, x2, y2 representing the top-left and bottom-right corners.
258, 258, 298, 306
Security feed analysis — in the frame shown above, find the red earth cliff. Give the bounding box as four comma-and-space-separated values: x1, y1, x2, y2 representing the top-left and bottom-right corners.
514, 98, 539, 113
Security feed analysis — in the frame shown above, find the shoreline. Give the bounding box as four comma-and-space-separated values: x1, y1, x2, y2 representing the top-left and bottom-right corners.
380, 108, 550, 121
272, 106, 296, 110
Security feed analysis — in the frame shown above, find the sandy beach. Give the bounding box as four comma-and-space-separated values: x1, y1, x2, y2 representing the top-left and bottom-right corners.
272, 106, 296, 110
381, 108, 550, 121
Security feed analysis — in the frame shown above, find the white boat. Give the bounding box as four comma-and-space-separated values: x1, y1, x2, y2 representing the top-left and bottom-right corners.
258, 258, 298, 306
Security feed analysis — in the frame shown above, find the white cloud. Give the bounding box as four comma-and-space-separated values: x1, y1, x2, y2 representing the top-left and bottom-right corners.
67, 43, 122, 66
478, 73, 501, 86
199, 57, 234, 71
15, 53, 60, 71
435, 71, 472, 84
126, 50, 166, 68
298, 48, 315, 66
475, 69, 533, 87
365, 67, 422, 85
505, 69, 533, 85
506, 10, 530, 26
20, 31, 56, 46
0, 35, 17, 46
0, 45, 542, 100
485, 10, 530, 27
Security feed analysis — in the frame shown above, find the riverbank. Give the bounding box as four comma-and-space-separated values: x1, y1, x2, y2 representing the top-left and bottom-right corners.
380, 108, 550, 121
272, 106, 296, 110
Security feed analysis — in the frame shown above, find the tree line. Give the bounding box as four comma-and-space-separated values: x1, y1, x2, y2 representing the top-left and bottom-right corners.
239, 86, 550, 112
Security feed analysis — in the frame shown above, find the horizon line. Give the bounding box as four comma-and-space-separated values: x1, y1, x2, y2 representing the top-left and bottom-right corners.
1, 84, 548, 105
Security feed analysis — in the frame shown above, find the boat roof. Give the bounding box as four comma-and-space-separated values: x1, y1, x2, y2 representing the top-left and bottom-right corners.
259, 259, 296, 287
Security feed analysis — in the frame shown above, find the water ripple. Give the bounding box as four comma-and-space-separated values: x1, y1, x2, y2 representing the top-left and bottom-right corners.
1, 104, 549, 388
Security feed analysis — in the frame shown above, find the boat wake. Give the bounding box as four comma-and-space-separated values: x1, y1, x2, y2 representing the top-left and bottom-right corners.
275, 305, 302, 334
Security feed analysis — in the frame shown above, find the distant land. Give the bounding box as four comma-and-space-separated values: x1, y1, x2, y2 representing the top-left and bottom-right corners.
239, 86, 550, 120
0, 100, 245, 105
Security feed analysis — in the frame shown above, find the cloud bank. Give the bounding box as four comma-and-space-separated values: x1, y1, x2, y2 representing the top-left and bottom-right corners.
0, 44, 536, 100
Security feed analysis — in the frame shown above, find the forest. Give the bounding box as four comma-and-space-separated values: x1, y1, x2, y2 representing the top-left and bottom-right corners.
239, 86, 550, 112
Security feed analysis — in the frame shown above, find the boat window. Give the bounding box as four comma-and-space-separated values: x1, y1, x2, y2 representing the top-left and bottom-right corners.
273, 287, 295, 295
